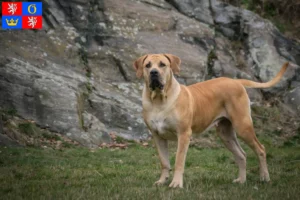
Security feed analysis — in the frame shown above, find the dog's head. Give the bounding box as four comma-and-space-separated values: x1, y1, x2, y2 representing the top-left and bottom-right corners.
133, 54, 181, 91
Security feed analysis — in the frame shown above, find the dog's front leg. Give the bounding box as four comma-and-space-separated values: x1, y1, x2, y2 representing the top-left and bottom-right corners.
169, 130, 191, 188
152, 132, 170, 186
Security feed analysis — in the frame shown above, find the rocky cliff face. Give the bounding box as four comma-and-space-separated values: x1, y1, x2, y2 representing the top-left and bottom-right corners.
0, 0, 299, 147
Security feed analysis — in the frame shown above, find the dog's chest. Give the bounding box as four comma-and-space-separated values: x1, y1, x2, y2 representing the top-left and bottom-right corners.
146, 110, 177, 139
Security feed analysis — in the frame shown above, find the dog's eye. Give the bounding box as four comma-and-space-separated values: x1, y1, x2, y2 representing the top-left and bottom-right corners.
160, 62, 166, 67
146, 62, 151, 68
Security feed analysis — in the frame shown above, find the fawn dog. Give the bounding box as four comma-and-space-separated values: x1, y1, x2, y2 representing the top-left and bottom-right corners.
133, 54, 288, 188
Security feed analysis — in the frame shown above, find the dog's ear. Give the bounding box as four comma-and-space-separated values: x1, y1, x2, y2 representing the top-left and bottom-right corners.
133, 55, 148, 78
164, 54, 181, 75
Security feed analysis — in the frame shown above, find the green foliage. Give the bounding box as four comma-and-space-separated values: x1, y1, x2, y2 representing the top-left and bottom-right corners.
85, 82, 93, 93
115, 135, 127, 144
273, 19, 286, 33
78, 48, 92, 78
207, 50, 217, 65
283, 133, 300, 147
85, 69, 92, 78
42, 132, 61, 141
18, 122, 39, 136
264, 3, 277, 17
272, 128, 283, 136
78, 48, 88, 67
206, 49, 217, 80
0, 108, 17, 121
241, 0, 249, 5
15, 121, 67, 147
2, 108, 18, 116
61, 141, 77, 148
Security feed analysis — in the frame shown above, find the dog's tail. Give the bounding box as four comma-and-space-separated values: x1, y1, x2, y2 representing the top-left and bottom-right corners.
237, 62, 289, 88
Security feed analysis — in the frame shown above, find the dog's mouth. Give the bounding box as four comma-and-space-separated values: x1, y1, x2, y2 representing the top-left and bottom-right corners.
149, 76, 164, 90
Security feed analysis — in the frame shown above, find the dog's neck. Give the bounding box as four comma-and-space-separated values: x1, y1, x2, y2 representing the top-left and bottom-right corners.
143, 75, 181, 106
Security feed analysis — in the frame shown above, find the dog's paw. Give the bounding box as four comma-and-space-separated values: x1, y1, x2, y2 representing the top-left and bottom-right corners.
154, 180, 166, 186
233, 177, 246, 184
169, 179, 183, 188
260, 170, 270, 182
260, 175, 270, 182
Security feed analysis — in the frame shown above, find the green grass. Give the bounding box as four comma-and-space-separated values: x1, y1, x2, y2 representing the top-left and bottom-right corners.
0, 142, 300, 200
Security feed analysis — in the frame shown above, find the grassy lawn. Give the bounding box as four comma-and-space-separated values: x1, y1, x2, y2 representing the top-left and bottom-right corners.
0, 141, 300, 200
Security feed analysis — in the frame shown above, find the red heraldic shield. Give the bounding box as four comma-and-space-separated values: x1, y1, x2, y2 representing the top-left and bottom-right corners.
22, 16, 42, 29
2, 2, 22, 15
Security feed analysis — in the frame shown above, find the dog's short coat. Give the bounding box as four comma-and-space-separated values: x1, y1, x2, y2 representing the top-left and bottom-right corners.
133, 54, 289, 188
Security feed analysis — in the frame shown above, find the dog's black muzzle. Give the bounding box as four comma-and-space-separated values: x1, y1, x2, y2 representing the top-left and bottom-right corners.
149, 69, 164, 90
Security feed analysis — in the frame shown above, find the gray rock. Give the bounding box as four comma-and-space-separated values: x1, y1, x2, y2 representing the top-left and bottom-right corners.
211, 0, 300, 95
0, 57, 111, 147
284, 87, 300, 114
1, 0, 300, 147
167, 0, 214, 25
0, 134, 21, 147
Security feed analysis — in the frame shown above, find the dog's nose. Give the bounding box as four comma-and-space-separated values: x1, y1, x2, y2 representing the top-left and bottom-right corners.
150, 70, 159, 76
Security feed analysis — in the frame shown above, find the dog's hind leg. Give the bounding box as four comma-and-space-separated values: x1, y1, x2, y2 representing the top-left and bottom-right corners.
216, 119, 247, 183
233, 120, 270, 182
227, 95, 270, 182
